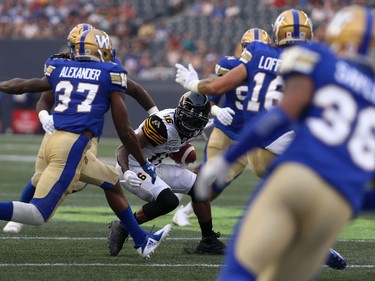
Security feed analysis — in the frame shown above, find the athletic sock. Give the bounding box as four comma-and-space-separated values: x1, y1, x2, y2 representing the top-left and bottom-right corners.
20, 181, 36, 202
199, 219, 214, 237
116, 206, 146, 246
0, 202, 13, 220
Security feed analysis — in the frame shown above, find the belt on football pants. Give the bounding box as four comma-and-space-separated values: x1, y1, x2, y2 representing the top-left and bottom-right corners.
81, 130, 94, 139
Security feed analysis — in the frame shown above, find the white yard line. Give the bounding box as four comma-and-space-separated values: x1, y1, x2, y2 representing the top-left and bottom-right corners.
0, 263, 373, 268
1, 236, 375, 243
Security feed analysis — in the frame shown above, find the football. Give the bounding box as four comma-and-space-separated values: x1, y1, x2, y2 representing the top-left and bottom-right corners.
169, 143, 196, 165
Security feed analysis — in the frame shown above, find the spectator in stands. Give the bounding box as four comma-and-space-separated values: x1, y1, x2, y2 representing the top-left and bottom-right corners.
181, 32, 196, 52
211, 0, 226, 21
1, 0, 373, 80
201, 0, 214, 16
309, 0, 331, 26
225, 0, 240, 18
137, 19, 156, 44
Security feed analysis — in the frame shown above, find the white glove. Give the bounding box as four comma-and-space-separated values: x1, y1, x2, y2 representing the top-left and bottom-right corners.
210, 105, 235, 126
122, 170, 142, 188
175, 63, 200, 92
38, 110, 56, 134
194, 154, 231, 201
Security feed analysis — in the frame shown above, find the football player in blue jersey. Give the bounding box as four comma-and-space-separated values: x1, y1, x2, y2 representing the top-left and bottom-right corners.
3, 23, 160, 234
175, 8, 346, 270
172, 28, 271, 227
196, 5, 375, 281
0, 28, 171, 259
175, 10, 312, 177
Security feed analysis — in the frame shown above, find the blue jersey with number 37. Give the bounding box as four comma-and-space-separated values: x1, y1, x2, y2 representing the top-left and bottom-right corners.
277, 42, 375, 214
44, 59, 127, 137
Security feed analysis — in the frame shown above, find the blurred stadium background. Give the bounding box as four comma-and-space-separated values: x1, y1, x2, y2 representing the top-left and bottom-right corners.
0, 0, 374, 136
0, 2, 375, 280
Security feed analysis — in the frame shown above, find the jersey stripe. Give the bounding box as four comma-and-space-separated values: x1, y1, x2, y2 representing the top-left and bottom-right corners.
142, 118, 167, 146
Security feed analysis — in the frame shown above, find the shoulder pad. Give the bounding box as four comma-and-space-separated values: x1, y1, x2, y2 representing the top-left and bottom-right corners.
215, 56, 241, 75
279, 45, 320, 76
240, 48, 253, 64
142, 115, 168, 146
110, 72, 127, 88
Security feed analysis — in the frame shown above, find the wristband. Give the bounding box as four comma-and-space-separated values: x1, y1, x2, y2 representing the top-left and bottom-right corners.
147, 106, 159, 116
38, 110, 49, 121
210, 105, 220, 117
188, 80, 200, 92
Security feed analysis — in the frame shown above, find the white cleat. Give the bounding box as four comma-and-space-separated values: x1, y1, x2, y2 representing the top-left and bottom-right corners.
172, 205, 192, 227
3, 221, 23, 234
136, 224, 172, 259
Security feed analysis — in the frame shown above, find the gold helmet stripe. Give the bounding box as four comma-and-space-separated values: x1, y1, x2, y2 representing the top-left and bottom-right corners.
292, 9, 300, 39
359, 9, 373, 55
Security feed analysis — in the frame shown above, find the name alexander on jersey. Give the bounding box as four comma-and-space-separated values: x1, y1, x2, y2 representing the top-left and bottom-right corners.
59, 66, 101, 81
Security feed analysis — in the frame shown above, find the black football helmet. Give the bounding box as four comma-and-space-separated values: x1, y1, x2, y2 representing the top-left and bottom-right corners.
174, 91, 211, 139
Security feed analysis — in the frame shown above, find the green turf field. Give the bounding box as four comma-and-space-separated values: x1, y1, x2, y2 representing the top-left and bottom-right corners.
0, 134, 374, 281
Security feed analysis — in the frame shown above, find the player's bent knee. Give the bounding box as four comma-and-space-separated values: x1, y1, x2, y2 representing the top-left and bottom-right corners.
30, 205, 45, 225
156, 189, 179, 214
142, 189, 179, 220
188, 184, 207, 203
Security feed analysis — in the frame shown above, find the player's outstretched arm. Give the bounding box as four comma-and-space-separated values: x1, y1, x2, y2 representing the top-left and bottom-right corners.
36, 90, 56, 134
111, 91, 147, 166
0, 77, 51, 95
111, 91, 157, 183
175, 63, 246, 95
126, 78, 159, 115
36, 90, 55, 113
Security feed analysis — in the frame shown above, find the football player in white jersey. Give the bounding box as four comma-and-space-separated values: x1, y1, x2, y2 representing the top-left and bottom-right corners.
108, 91, 226, 256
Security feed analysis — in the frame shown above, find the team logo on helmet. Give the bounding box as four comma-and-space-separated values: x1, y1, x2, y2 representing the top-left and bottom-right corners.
75, 29, 113, 62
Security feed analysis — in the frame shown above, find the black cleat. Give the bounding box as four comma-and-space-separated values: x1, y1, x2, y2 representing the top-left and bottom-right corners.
108, 220, 129, 256
185, 232, 226, 255
325, 248, 347, 270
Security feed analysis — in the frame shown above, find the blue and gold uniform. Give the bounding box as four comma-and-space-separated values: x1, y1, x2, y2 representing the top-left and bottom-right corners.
218, 6, 375, 280
239, 41, 294, 176
240, 41, 291, 153
205, 56, 248, 192
210, 56, 245, 141
30, 58, 126, 221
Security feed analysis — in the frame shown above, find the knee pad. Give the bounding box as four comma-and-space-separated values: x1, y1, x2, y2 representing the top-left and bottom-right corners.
142, 189, 179, 220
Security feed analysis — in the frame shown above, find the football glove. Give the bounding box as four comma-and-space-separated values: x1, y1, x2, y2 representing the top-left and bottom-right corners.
122, 170, 142, 188
210, 105, 235, 126
38, 110, 56, 134
141, 160, 157, 184
194, 154, 231, 201
175, 63, 199, 91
